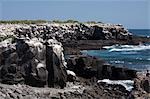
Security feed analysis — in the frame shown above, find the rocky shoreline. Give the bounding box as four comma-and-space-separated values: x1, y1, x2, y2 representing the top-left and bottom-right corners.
0, 22, 150, 99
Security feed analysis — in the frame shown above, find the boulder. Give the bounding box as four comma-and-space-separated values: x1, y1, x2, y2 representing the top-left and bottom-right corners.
133, 73, 150, 93
129, 72, 150, 98
66, 70, 76, 82
141, 77, 150, 93
66, 55, 104, 79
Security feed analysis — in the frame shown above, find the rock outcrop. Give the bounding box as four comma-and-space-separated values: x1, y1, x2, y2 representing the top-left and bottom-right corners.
0, 38, 67, 88
66, 55, 137, 80
1, 22, 148, 98
129, 72, 150, 98
0, 23, 131, 42
18, 23, 132, 41
0, 23, 135, 88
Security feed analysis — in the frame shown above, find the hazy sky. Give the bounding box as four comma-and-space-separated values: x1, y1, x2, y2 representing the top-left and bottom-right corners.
0, 0, 149, 29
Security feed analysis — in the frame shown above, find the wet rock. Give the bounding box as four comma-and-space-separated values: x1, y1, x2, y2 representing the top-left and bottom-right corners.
67, 55, 136, 80
66, 55, 103, 79
99, 64, 137, 80
66, 55, 137, 80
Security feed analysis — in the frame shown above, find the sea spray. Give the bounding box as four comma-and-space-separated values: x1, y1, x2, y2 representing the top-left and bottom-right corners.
98, 79, 134, 91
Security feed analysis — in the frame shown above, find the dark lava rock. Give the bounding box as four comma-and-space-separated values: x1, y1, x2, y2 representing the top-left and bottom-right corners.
0, 38, 67, 88
66, 55, 137, 80
66, 55, 104, 79
91, 26, 105, 40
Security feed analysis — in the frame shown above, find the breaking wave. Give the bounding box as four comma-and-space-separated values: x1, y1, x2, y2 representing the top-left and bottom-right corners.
98, 79, 134, 91
103, 44, 150, 52
82, 43, 150, 71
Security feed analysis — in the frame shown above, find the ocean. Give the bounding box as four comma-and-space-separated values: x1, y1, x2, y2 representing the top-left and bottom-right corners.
81, 29, 150, 71
129, 29, 150, 37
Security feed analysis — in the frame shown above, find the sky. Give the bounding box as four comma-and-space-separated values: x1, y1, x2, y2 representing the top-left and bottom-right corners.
0, 0, 149, 29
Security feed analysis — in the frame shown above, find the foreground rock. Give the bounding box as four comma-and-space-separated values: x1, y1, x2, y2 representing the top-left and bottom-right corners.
0, 79, 130, 99
129, 72, 150, 98
0, 38, 67, 88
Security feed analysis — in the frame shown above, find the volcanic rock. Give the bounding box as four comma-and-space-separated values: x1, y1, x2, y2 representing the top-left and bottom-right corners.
0, 38, 67, 88
13, 23, 132, 42
66, 55, 137, 80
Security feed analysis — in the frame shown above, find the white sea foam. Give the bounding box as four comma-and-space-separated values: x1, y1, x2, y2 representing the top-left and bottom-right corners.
120, 51, 137, 54
103, 44, 150, 52
103, 44, 119, 49
110, 60, 124, 64
98, 79, 134, 91
147, 58, 150, 61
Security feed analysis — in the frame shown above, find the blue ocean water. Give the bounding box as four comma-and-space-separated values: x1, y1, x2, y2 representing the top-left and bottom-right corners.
129, 29, 150, 37
81, 29, 150, 71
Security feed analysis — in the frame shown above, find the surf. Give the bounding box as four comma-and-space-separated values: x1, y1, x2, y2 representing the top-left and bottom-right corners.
103, 44, 150, 52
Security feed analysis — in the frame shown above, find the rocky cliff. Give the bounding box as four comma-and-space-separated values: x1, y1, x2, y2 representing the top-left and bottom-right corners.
0, 23, 132, 41
0, 37, 67, 88
0, 22, 149, 99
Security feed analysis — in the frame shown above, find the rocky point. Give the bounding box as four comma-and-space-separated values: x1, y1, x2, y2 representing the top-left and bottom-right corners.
0, 22, 149, 99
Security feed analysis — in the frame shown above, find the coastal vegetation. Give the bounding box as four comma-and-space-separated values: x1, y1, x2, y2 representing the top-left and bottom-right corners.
52, 19, 80, 23
0, 19, 102, 24
0, 20, 47, 24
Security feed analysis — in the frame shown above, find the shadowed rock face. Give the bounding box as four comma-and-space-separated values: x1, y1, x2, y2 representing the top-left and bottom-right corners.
46, 42, 67, 88
0, 38, 67, 88
91, 26, 105, 40
66, 55, 137, 80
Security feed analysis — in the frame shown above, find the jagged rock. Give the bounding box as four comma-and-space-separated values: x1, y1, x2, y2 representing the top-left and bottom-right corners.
13, 23, 132, 42
129, 73, 150, 98
66, 55, 102, 79
66, 70, 76, 82
0, 38, 67, 88
46, 39, 67, 88
141, 77, 150, 93
66, 55, 137, 80
91, 26, 105, 40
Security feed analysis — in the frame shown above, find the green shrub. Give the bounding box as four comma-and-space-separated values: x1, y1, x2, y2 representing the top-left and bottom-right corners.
86, 21, 97, 24
0, 19, 102, 24
52, 19, 80, 23
65, 20, 79, 23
